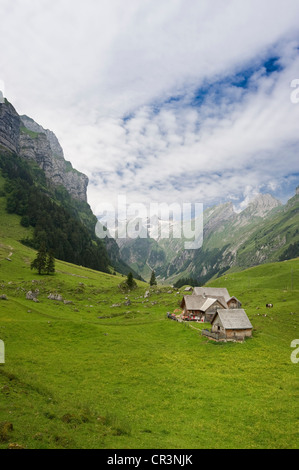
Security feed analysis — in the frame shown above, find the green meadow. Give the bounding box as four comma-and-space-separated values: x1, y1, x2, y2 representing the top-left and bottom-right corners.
0, 198, 298, 449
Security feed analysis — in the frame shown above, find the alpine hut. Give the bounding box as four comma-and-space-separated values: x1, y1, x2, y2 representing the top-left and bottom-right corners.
210, 309, 253, 341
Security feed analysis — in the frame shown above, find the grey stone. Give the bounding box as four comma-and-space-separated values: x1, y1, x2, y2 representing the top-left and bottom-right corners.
26, 290, 39, 301
48, 293, 63, 301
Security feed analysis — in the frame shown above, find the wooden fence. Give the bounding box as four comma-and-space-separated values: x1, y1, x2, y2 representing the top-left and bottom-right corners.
201, 330, 220, 341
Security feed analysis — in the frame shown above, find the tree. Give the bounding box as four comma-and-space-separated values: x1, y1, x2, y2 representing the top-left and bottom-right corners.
20, 215, 30, 227
118, 271, 137, 293
149, 270, 157, 286
45, 251, 55, 275
30, 243, 47, 275
126, 272, 134, 289
31, 245, 55, 275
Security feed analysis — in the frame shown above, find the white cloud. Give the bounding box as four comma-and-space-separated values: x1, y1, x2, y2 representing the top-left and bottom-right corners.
1, 0, 299, 214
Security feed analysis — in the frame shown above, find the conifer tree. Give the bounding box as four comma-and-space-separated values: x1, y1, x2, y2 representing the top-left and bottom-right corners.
30, 243, 47, 275
149, 270, 157, 286
126, 272, 134, 289
46, 250, 55, 275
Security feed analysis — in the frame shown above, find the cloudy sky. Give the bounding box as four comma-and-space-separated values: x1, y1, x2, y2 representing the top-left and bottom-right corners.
1, 0, 299, 215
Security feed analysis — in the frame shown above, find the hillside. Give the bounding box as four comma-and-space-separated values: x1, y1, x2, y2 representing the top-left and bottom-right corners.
0, 203, 298, 449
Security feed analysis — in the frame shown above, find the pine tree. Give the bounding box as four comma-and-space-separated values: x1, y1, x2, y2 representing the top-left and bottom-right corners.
126, 272, 134, 289
30, 243, 47, 275
46, 251, 55, 275
150, 270, 157, 286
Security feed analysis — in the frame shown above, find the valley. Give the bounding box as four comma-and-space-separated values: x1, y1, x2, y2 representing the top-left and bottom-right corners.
0, 201, 298, 449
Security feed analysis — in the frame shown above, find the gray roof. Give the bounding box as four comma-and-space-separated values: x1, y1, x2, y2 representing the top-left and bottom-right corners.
201, 296, 228, 310
227, 296, 242, 305
193, 287, 231, 302
182, 295, 227, 312
182, 295, 206, 310
212, 309, 253, 330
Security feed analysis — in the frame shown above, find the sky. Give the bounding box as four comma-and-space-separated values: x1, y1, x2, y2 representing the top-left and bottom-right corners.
1, 0, 299, 216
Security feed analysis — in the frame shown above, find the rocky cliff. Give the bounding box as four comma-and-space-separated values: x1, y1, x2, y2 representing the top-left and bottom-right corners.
0, 99, 88, 202
0, 100, 20, 154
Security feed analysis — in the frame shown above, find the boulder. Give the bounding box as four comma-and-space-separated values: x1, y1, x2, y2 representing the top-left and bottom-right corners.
26, 290, 39, 301
48, 293, 63, 301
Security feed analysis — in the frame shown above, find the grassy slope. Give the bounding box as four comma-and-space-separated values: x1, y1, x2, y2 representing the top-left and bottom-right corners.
0, 193, 298, 449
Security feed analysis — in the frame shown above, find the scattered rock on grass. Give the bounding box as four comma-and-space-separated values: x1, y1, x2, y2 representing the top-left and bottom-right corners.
26, 290, 39, 301
48, 293, 63, 302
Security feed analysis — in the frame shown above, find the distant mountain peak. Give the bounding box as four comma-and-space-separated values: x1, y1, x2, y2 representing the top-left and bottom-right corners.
241, 193, 282, 218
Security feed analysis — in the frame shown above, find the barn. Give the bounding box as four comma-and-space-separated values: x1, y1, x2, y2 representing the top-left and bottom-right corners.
193, 287, 242, 309
210, 309, 253, 341
226, 296, 242, 309
193, 287, 230, 301
180, 295, 227, 322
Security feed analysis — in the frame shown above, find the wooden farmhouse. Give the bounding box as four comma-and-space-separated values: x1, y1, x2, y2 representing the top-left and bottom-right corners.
210, 309, 253, 341
184, 286, 193, 292
193, 287, 242, 309
180, 295, 227, 322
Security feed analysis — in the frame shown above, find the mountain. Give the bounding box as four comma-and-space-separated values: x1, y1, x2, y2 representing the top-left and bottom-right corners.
116, 190, 298, 284
0, 100, 87, 202
0, 97, 137, 276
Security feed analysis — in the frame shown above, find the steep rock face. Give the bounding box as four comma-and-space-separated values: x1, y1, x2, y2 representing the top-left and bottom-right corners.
19, 131, 53, 173
0, 100, 88, 202
0, 100, 20, 153
21, 115, 64, 160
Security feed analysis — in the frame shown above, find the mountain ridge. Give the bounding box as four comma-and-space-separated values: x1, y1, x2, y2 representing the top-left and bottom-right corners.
116, 190, 298, 284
